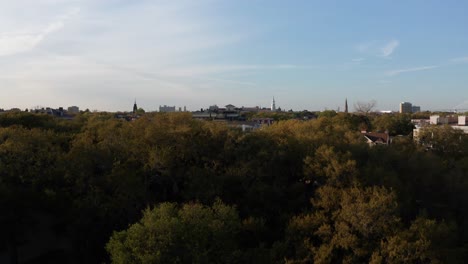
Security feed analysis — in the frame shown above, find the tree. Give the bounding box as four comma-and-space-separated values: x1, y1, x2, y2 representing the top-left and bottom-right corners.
417, 125, 468, 158
285, 186, 400, 263
0, 127, 67, 264
372, 114, 414, 136
354, 100, 377, 115
318, 110, 337, 118
284, 185, 448, 263
303, 145, 358, 187
371, 218, 459, 263
106, 200, 242, 264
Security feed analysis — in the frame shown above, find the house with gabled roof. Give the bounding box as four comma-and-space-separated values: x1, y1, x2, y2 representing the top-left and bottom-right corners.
363, 132, 390, 146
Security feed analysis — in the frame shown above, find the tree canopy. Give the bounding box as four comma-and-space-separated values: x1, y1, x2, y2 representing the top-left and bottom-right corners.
0, 112, 467, 263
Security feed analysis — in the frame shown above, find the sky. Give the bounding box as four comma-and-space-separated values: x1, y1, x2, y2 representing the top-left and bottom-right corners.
1, 0, 468, 112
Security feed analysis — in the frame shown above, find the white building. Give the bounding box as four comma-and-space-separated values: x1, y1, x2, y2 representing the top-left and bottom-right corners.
459, 116, 467, 126
414, 115, 468, 141
271, 97, 276, 111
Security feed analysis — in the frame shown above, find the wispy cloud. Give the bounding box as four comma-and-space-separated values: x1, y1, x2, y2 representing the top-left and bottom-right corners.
450, 56, 468, 63
159, 64, 298, 77
0, 8, 79, 56
386, 65, 438, 76
381, 40, 399, 57
356, 39, 399, 58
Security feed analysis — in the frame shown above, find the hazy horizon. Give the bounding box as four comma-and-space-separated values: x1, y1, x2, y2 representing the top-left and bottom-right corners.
1, 0, 468, 112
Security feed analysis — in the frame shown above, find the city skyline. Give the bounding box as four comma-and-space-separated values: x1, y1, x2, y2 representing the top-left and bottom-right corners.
1, 0, 468, 112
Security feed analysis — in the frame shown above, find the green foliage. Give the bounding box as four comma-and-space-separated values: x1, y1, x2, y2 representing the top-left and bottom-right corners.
371, 217, 460, 263
1, 112, 468, 263
303, 145, 358, 187
286, 186, 400, 263
318, 110, 337, 118
418, 125, 468, 158
371, 114, 414, 136
0, 112, 55, 129
106, 200, 241, 264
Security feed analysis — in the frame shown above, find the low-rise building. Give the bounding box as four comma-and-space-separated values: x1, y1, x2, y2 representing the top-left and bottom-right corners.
68, 106, 79, 114
413, 115, 468, 142
251, 118, 274, 126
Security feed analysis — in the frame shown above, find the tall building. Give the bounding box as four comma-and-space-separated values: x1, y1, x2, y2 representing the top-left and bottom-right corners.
271, 97, 276, 111
412, 105, 421, 113
400, 102, 412, 113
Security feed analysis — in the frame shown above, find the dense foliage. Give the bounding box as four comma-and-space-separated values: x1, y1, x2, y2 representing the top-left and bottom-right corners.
0, 111, 467, 263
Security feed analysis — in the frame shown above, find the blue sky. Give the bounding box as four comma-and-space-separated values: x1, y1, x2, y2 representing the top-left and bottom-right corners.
1, 0, 467, 112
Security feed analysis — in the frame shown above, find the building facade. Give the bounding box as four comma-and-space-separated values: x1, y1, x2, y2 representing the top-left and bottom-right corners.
400, 102, 413, 113
159, 105, 176, 112
412, 105, 421, 113
67, 106, 79, 114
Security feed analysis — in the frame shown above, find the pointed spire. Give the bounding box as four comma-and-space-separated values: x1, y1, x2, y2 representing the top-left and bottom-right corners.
271, 96, 276, 111
345, 98, 348, 113
133, 99, 138, 114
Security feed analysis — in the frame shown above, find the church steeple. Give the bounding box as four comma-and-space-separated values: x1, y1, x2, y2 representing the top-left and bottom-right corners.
345, 98, 348, 113
133, 99, 138, 114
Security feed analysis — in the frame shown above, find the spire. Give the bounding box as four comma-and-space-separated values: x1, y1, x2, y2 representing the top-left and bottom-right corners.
271, 96, 276, 111
133, 99, 138, 114
345, 98, 348, 113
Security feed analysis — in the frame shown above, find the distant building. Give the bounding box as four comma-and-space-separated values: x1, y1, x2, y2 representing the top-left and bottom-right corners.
459, 116, 467, 126
159, 105, 176, 112
271, 97, 276, 111
413, 115, 468, 142
400, 102, 413, 113
430, 115, 458, 125
252, 118, 274, 126
241, 106, 260, 112
412, 105, 421, 113
133, 100, 138, 114
225, 104, 236, 111
209, 105, 219, 112
67, 106, 79, 114
345, 98, 348, 113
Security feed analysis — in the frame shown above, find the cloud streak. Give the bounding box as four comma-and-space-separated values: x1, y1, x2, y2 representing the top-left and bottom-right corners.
159, 64, 298, 77
381, 40, 399, 57
450, 56, 468, 63
356, 39, 399, 58
386, 65, 438, 76
0, 8, 79, 56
